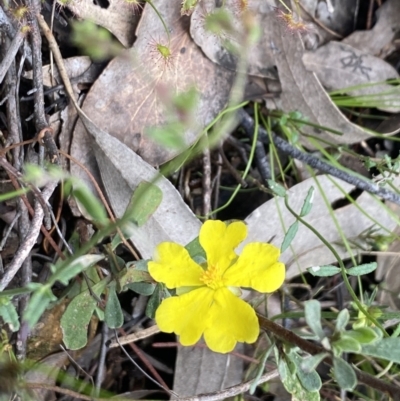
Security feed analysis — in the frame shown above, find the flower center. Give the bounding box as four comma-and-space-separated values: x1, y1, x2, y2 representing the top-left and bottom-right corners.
199, 265, 224, 290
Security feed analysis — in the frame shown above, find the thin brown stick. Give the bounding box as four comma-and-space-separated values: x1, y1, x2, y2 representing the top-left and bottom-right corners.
118, 327, 170, 391
366, 0, 375, 30
3, 164, 64, 259
0, 180, 58, 291
0, 28, 26, 84
38, 15, 140, 259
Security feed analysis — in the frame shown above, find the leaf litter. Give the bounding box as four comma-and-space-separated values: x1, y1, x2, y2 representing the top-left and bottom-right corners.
3, 0, 400, 399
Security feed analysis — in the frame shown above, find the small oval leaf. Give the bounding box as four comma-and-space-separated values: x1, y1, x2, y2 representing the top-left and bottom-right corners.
305, 300, 325, 340
300, 186, 315, 217
281, 221, 299, 253
105, 284, 123, 329
346, 262, 377, 276
333, 357, 357, 391
307, 265, 341, 277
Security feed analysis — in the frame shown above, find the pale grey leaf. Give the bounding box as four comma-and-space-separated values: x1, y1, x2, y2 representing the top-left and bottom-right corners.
303, 41, 400, 113
243, 175, 399, 280
271, 18, 373, 147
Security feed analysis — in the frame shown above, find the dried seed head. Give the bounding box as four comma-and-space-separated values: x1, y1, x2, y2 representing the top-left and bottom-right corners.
275, 8, 310, 34
11, 5, 30, 22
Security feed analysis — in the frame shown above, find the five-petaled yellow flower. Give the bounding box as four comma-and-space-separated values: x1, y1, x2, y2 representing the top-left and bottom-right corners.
148, 220, 285, 353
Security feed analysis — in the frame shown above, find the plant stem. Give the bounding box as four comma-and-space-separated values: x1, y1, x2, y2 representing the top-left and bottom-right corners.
257, 314, 400, 400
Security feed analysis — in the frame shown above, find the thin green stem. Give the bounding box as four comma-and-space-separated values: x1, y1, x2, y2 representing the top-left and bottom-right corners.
283, 196, 388, 337
144, 0, 170, 44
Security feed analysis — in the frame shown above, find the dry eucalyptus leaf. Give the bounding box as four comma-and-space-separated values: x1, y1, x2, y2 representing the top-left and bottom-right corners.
302, 41, 400, 113
243, 175, 399, 280
190, 0, 277, 78
343, 0, 400, 56
23, 56, 93, 86
74, 108, 201, 257
71, 0, 234, 168
61, 0, 139, 47
173, 345, 244, 396
25, 352, 68, 401
271, 17, 373, 147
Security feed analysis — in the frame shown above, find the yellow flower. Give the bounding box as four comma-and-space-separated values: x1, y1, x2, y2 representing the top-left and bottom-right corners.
148, 220, 285, 353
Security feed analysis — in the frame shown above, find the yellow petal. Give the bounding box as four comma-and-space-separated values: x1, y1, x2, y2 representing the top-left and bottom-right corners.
155, 287, 214, 346
148, 243, 204, 289
199, 220, 247, 272
204, 288, 259, 353
223, 243, 285, 293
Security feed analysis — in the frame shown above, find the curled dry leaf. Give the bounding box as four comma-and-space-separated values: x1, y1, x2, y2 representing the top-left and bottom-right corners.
243, 175, 399, 280
343, 0, 400, 56
303, 41, 400, 113
61, 0, 140, 47
271, 17, 374, 147
71, 0, 234, 169
190, 0, 277, 78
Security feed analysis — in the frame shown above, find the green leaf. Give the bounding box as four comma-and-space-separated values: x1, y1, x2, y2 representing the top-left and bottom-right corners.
72, 181, 108, 225
61, 279, 108, 350
288, 349, 322, 392
278, 356, 320, 401
362, 338, 400, 363
345, 327, 380, 344
268, 180, 287, 197
300, 187, 314, 217
127, 282, 156, 296
0, 187, 29, 202
117, 265, 152, 291
185, 236, 206, 261
127, 260, 150, 271
307, 265, 341, 277
300, 353, 329, 373
333, 357, 357, 390
51, 254, 105, 285
249, 345, 274, 394
346, 262, 377, 276
333, 335, 362, 354
305, 300, 325, 340
335, 309, 350, 332
105, 283, 123, 329
0, 298, 20, 332
281, 221, 299, 253
124, 181, 163, 227
23, 286, 57, 328
146, 283, 169, 319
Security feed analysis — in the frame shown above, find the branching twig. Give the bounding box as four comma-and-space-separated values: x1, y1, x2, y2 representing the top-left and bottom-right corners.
0, 180, 58, 291
0, 29, 26, 85
258, 315, 400, 400
27, 8, 59, 164
239, 109, 400, 205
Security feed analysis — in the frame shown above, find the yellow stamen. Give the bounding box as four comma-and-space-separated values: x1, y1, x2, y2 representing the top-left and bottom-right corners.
200, 265, 224, 289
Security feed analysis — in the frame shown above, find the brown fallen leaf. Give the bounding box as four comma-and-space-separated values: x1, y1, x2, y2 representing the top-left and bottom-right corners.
271, 17, 373, 147
243, 175, 399, 280
302, 41, 400, 113
343, 0, 400, 57
70, 0, 234, 168
62, 0, 140, 47
190, 0, 277, 79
